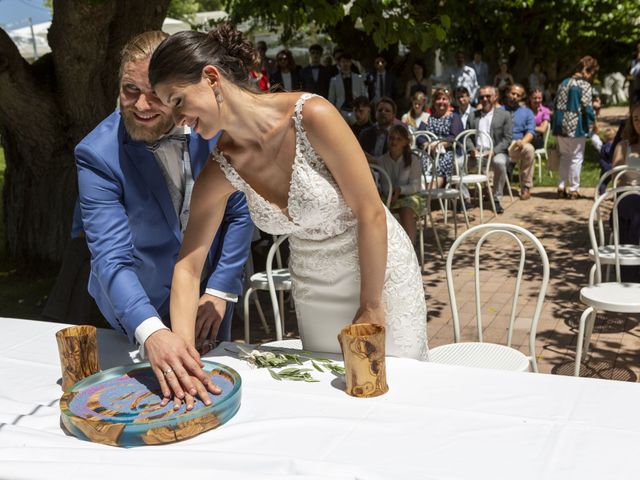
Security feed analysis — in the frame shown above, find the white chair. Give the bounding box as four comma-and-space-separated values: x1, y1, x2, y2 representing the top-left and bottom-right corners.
243, 235, 292, 343
411, 129, 438, 151
574, 186, 640, 376
429, 224, 550, 372
370, 164, 393, 207
534, 124, 551, 181
417, 145, 469, 262
587, 166, 640, 285
450, 129, 498, 223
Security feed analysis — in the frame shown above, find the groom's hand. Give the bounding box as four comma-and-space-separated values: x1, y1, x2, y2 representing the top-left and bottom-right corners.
145, 329, 220, 406
195, 293, 227, 344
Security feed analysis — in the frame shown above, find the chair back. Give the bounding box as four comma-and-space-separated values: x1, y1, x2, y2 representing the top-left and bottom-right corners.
412, 129, 438, 150
266, 234, 290, 340
452, 129, 493, 176
541, 124, 551, 151
588, 186, 640, 283
446, 223, 550, 371
370, 164, 393, 207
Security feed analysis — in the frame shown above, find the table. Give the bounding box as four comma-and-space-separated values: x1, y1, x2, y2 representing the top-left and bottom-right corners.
1, 317, 639, 479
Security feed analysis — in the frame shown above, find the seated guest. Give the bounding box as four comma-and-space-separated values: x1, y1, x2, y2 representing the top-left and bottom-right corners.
328, 52, 368, 124
358, 97, 397, 158
453, 86, 473, 128
593, 127, 616, 195
376, 124, 424, 244
74, 31, 254, 356
504, 84, 536, 200
467, 86, 512, 213
611, 101, 640, 281
270, 49, 302, 92
366, 55, 396, 103
401, 91, 430, 132
416, 88, 464, 187
351, 96, 373, 138
528, 87, 551, 149
404, 59, 432, 101
301, 44, 331, 98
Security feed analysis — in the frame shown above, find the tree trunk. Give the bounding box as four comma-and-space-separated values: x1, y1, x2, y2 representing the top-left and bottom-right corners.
0, 0, 171, 265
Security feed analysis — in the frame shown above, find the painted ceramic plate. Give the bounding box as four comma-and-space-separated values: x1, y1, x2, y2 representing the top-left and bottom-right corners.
60, 360, 241, 447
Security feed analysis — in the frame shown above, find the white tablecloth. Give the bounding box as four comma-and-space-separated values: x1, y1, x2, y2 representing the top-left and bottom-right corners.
1, 317, 639, 479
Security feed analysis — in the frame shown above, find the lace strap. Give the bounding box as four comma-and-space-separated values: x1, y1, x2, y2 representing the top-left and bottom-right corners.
292, 93, 323, 168
212, 150, 247, 193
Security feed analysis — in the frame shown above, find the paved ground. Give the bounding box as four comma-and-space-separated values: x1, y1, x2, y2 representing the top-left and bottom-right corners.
234, 106, 640, 382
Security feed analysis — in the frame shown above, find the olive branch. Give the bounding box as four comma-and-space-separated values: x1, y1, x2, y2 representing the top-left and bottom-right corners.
230, 346, 345, 382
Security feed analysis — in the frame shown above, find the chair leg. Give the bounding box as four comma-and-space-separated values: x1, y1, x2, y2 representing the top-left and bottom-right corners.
582, 308, 598, 358
458, 191, 470, 227
574, 306, 595, 377
486, 182, 497, 218
588, 264, 596, 287
254, 296, 269, 333
428, 208, 444, 259
243, 288, 253, 343
278, 290, 285, 335
477, 183, 484, 223
452, 198, 458, 238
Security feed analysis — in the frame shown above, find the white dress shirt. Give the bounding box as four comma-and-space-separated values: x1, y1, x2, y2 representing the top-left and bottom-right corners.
477, 109, 494, 150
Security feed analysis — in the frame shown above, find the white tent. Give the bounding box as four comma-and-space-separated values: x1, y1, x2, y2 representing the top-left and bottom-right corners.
6, 18, 192, 60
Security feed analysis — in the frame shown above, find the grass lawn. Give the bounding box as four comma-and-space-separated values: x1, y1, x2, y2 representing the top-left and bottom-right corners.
0, 147, 57, 320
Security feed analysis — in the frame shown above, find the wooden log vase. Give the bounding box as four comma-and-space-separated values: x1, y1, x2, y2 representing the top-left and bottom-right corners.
338, 323, 389, 398
55, 325, 100, 391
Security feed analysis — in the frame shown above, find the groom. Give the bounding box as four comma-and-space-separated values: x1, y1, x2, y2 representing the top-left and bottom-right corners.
75, 31, 253, 358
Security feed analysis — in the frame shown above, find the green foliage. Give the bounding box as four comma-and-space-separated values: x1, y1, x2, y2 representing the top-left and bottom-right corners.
168, 0, 223, 20
223, 0, 450, 52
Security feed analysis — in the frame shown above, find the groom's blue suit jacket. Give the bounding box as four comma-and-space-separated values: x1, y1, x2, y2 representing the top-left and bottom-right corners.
75, 111, 253, 342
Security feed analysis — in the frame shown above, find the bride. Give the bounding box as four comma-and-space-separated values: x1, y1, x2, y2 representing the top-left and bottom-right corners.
145, 24, 428, 407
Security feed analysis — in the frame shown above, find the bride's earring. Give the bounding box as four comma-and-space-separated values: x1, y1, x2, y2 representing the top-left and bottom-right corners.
214, 88, 224, 104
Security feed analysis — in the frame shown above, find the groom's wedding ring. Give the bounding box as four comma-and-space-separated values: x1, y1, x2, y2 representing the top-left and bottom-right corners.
163, 368, 173, 376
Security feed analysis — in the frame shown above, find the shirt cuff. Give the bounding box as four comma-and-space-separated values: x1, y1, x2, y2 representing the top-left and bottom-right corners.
205, 288, 238, 303
135, 316, 170, 359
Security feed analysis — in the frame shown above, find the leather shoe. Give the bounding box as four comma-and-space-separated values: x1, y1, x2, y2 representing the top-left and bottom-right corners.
557, 188, 567, 199
569, 190, 580, 200
494, 199, 504, 214
520, 188, 531, 200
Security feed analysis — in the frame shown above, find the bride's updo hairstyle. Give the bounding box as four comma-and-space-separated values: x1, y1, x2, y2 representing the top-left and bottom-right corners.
149, 23, 257, 90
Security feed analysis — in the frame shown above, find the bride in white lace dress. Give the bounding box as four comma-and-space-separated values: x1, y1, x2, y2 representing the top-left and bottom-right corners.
145, 25, 427, 403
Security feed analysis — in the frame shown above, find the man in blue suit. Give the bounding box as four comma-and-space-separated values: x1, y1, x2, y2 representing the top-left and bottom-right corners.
75, 31, 253, 361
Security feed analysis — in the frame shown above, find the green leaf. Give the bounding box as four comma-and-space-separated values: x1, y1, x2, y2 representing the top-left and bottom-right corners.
311, 360, 324, 372
439, 14, 451, 30
268, 368, 282, 381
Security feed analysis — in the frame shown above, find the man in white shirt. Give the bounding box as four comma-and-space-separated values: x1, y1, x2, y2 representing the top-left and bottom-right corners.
465, 86, 512, 213
469, 51, 490, 87
449, 51, 479, 103
75, 31, 253, 368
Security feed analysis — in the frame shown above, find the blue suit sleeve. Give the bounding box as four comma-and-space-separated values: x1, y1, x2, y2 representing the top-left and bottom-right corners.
76, 145, 158, 342
205, 191, 253, 296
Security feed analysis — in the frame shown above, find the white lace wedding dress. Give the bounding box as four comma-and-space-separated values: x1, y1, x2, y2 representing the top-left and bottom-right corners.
215, 93, 428, 360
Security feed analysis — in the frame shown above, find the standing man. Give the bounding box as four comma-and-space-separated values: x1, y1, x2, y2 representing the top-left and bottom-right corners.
469, 51, 489, 87
256, 40, 276, 76
328, 52, 368, 124
366, 55, 396, 103
449, 51, 479, 104
75, 31, 253, 361
301, 44, 331, 98
504, 84, 536, 200
467, 86, 512, 213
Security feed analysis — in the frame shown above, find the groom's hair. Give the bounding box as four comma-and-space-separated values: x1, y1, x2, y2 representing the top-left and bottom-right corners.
119, 31, 168, 80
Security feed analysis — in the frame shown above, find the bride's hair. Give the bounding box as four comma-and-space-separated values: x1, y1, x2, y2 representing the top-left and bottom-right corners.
149, 23, 257, 90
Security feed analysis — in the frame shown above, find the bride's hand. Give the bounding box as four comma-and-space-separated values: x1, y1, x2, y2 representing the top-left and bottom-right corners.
353, 304, 385, 327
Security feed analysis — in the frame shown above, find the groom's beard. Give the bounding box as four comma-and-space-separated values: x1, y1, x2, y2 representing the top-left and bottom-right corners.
121, 107, 175, 144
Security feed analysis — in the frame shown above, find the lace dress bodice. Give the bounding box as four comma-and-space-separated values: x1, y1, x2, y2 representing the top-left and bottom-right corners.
213, 93, 357, 240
